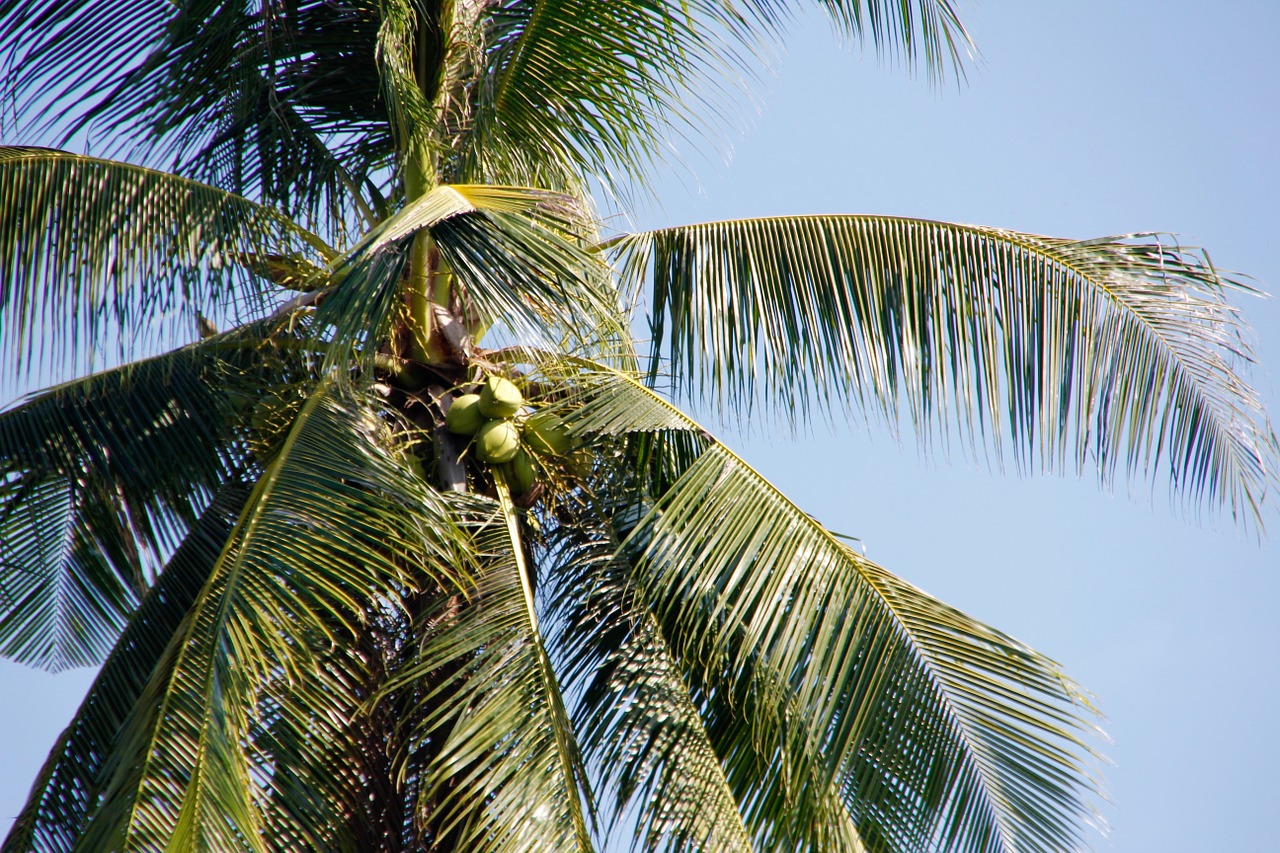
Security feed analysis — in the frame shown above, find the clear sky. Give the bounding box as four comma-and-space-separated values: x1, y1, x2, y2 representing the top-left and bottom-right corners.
3, 1, 1279, 850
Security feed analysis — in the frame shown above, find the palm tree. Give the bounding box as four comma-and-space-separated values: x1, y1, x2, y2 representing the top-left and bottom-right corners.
1, 1, 1275, 851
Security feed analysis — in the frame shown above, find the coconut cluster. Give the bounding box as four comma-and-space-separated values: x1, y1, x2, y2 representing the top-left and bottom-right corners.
444, 374, 571, 494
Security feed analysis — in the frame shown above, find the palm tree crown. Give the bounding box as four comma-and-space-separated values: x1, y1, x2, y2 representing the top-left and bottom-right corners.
1, 1, 1275, 851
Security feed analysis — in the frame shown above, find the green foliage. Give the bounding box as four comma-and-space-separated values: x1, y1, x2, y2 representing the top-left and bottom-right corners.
1, 1, 1274, 852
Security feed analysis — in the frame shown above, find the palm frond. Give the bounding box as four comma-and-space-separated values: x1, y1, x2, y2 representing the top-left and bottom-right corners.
556, 367, 1104, 852
382, 490, 593, 852
454, 0, 756, 195
0, 147, 331, 373
315, 185, 623, 374
549, 498, 756, 853
0, 325, 330, 670
75, 380, 467, 851
375, 0, 439, 170
0, 0, 392, 237
434, 209, 622, 346
813, 0, 973, 82
0, 0, 168, 144
0, 474, 140, 672
2, 485, 247, 853
613, 216, 1279, 527
0, 345, 258, 671
453, 0, 970, 195
633, 456, 1104, 852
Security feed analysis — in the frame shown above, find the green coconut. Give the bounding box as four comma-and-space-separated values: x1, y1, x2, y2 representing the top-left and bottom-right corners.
509, 449, 537, 494
523, 410, 572, 456
478, 374, 523, 418
476, 419, 521, 463
445, 393, 485, 435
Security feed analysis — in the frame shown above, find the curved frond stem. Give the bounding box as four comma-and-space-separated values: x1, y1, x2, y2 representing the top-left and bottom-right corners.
493, 468, 540, 636
378, 491, 594, 852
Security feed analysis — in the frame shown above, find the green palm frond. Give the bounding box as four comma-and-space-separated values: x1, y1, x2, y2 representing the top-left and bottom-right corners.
0, 148, 331, 372
433, 209, 622, 345
460, 0, 721, 192
633, 459, 1102, 852
550, 500, 756, 853
0, 326, 330, 670
456, 0, 747, 195
0, 0, 168, 144
0, 345, 259, 670
0, 473, 140, 672
0, 0, 391, 235
2, 485, 247, 853
375, 0, 438, 169
554, 367, 1103, 852
815, 0, 972, 82
455, 1, 970, 195
613, 216, 1278, 526
315, 185, 622, 374
75, 380, 467, 851
0, 474, 141, 672
382, 489, 593, 852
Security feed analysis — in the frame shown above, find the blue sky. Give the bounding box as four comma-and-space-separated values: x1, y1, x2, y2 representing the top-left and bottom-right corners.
3, 1, 1279, 850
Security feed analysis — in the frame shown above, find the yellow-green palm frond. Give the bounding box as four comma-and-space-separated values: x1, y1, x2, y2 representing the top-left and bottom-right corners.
314, 184, 625, 376
381, 490, 594, 852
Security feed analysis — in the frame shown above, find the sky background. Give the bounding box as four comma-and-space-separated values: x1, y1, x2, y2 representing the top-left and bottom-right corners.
3, 1, 1279, 850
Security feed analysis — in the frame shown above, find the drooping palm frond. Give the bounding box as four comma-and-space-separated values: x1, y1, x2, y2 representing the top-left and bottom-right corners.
613, 216, 1279, 526
453, 0, 972, 198
551, 366, 1104, 852
549, 497, 756, 853
381, 488, 593, 853
1, 364, 235, 673
0, 474, 139, 672
814, 0, 972, 83
0, 148, 331, 373
2, 485, 247, 853
313, 184, 623, 376
455, 0, 738, 194
73, 380, 468, 851
0, 0, 168, 143
0, 328, 325, 670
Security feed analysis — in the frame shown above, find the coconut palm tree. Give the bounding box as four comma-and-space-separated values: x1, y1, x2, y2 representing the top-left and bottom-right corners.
1, 1, 1275, 851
